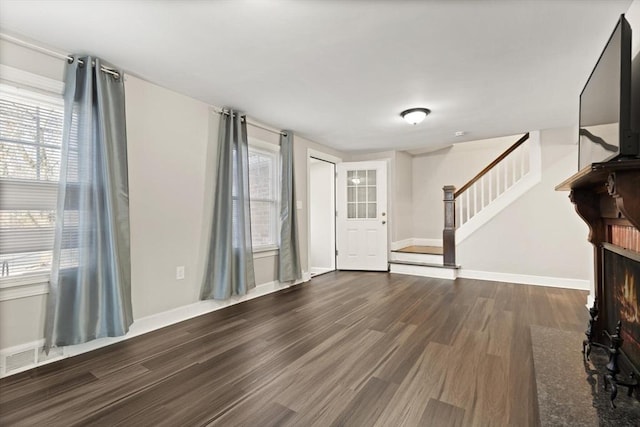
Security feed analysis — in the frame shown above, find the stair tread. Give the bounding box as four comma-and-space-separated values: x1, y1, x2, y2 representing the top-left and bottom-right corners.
389, 260, 459, 269
392, 245, 443, 255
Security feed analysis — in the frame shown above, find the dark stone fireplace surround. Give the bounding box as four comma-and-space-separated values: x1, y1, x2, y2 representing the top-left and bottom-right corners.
557, 159, 640, 406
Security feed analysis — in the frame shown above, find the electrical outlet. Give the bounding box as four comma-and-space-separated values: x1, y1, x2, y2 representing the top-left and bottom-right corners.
176, 266, 185, 280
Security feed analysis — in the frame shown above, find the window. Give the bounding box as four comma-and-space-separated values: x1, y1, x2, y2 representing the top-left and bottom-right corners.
248, 140, 279, 250
0, 78, 64, 280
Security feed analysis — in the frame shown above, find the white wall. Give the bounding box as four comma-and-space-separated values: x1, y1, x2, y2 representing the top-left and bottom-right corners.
126, 75, 212, 318
309, 159, 335, 273
411, 134, 518, 239
394, 151, 414, 242
457, 127, 593, 284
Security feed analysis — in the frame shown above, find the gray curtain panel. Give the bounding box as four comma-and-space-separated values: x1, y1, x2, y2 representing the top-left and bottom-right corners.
45, 56, 132, 349
278, 132, 302, 282
201, 110, 256, 300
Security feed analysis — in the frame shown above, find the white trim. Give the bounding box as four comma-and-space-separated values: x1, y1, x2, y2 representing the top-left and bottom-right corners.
390, 252, 443, 264
586, 293, 596, 309
0, 273, 49, 289
308, 148, 342, 165
390, 263, 458, 280
0, 276, 311, 378
390, 238, 444, 250
458, 269, 590, 290
306, 148, 341, 280
0, 274, 49, 301
0, 282, 48, 301
310, 267, 333, 276
390, 238, 414, 251
248, 136, 280, 152
412, 238, 443, 247
253, 248, 279, 259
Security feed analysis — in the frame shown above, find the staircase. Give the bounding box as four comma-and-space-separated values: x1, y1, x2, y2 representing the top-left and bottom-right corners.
389, 131, 541, 280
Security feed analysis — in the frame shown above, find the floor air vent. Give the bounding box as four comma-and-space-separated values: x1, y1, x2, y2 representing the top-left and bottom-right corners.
1, 342, 64, 377
5, 348, 35, 373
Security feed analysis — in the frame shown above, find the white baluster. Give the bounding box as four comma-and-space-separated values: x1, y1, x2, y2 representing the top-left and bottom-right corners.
511, 150, 516, 186
466, 189, 470, 222
503, 160, 507, 193
473, 183, 478, 217
489, 168, 493, 202
481, 175, 485, 209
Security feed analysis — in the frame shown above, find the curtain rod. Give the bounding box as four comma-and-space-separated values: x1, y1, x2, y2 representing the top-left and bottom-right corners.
0, 33, 121, 78
212, 107, 287, 137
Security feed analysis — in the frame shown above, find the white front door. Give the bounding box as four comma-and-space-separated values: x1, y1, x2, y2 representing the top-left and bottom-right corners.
336, 161, 388, 271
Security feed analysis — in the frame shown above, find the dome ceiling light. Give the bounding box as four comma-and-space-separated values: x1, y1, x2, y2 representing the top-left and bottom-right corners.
400, 107, 431, 125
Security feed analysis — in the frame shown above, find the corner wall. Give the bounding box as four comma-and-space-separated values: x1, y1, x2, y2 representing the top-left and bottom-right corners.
0, 41, 343, 356
457, 127, 593, 287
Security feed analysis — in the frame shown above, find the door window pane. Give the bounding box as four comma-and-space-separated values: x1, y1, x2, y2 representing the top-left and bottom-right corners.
345, 168, 377, 219
347, 203, 356, 219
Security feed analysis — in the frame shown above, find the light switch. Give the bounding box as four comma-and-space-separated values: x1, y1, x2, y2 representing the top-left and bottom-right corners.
296, 200, 303, 210
176, 266, 185, 280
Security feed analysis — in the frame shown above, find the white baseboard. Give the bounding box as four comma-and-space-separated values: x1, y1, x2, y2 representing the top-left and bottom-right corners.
310, 267, 333, 276
390, 263, 458, 280
586, 293, 595, 309
0, 274, 309, 378
458, 269, 590, 290
391, 238, 443, 250
390, 238, 414, 251
412, 238, 443, 247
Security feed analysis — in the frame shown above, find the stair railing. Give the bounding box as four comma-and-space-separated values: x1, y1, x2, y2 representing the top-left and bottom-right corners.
442, 132, 530, 266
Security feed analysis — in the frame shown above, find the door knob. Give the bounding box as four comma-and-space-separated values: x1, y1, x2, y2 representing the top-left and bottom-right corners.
382, 220, 386, 225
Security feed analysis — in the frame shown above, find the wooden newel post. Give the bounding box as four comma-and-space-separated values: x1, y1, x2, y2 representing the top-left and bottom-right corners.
443, 185, 456, 267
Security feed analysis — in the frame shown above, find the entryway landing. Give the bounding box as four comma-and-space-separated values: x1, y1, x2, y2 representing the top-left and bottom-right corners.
393, 245, 443, 255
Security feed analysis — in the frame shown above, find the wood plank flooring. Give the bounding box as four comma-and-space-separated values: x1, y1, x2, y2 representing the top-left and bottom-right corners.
0, 272, 588, 426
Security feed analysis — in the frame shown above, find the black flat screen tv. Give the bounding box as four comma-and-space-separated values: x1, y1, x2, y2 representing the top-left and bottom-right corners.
579, 14, 637, 171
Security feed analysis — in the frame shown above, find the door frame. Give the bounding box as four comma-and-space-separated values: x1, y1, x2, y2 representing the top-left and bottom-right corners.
306, 148, 342, 277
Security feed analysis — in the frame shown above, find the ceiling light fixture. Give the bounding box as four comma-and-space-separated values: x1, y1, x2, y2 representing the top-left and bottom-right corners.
400, 108, 431, 125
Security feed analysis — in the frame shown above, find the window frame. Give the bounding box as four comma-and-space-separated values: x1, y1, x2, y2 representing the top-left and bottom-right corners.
247, 137, 280, 254
0, 65, 64, 299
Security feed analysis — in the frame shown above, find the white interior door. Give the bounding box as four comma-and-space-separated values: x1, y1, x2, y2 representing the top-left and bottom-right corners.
309, 158, 336, 276
336, 161, 388, 271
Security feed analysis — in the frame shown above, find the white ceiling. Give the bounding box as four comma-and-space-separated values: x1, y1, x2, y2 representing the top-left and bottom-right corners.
0, 0, 633, 153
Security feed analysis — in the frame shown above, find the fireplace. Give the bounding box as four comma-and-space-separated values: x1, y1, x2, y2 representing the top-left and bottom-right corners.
556, 162, 640, 407
603, 243, 640, 376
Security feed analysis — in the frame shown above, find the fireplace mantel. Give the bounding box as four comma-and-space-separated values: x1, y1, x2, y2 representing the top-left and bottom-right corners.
556, 159, 640, 238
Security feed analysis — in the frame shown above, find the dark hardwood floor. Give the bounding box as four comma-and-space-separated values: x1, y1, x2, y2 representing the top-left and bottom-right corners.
0, 271, 588, 426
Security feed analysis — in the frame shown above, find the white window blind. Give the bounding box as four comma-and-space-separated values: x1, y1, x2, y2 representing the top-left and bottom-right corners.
0, 87, 64, 278
248, 143, 279, 249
